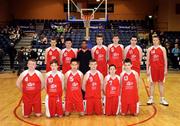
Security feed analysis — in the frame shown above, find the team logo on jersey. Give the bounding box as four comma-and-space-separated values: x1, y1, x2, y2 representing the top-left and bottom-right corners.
129, 49, 133, 54
48, 78, 53, 83
92, 82, 97, 87
50, 84, 57, 89
126, 81, 133, 86
96, 50, 99, 54
25, 76, 28, 82
124, 76, 128, 81
69, 75, 74, 82
72, 82, 78, 87
51, 56, 56, 60
109, 80, 113, 85
113, 53, 119, 57
49, 51, 52, 56
89, 76, 93, 82
131, 54, 137, 61
111, 47, 114, 52
151, 49, 155, 54
64, 52, 67, 57
111, 86, 116, 91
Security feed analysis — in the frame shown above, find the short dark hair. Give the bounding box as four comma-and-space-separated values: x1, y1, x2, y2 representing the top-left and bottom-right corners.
109, 64, 116, 69
51, 37, 57, 41
89, 59, 97, 64
70, 58, 79, 64
124, 58, 132, 64
131, 35, 137, 39
28, 58, 36, 62
82, 40, 87, 44
96, 34, 103, 38
113, 34, 119, 38
65, 38, 72, 43
152, 35, 159, 39
50, 59, 58, 65
20, 47, 25, 50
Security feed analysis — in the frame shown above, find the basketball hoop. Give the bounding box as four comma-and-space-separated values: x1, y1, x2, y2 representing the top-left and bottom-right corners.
82, 15, 93, 28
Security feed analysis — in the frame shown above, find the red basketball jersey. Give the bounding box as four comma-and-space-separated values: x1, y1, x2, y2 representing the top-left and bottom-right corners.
149, 46, 165, 68
120, 70, 139, 104
85, 71, 102, 98
46, 71, 63, 97
125, 45, 141, 70
108, 44, 123, 67
66, 70, 83, 101
92, 45, 107, 76
105, 75, 120, 97
62, 48, 76, 74
22, 70, 42, 94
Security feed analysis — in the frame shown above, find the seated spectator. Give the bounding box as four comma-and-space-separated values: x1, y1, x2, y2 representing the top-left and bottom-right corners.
172, 43, 180, 69
0, 46, 4, 71
56, 36, 65, 49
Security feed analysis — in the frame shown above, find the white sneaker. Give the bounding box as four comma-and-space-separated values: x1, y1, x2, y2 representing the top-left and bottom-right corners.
160, 98, 169, 106
147, 97, 154, 105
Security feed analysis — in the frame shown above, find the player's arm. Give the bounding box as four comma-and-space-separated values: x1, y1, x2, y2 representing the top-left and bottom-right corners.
105, 46, 108, 62
100, 73, 104, 90
119, 73, 123, 96
107, 45, 110, 61
74, 48, 78, 58
103, 76, 107, 95
61, 73, 65, 91
121, 45, 125, 60
146, 48, 150, 76
135, 71, 140, 89
44, 73, 48, 90
58, 49, 62, 65
162, 47, 168, 75
82, 73, 88, 91
39, 72, 44, 89
124, 46, 128, 59
16, 73, 24, 91
138, 46, 143, 62
44, 48, 48, 64
64, 72, 68, 90
91, 47, 95, 59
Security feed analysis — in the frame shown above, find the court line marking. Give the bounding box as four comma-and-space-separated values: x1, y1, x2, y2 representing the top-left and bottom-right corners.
127, 78, 157, 126
13, 78, 157, 126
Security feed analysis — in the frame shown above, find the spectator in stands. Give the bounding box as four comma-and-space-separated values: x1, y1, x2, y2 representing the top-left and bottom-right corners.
172, 43, 180, 69
56, 36, 65, 49
165, 42, 172, 68
28, 46, 38, 60
149, 29, 154, 44
40, 35, 48, 45
0, 46, 4, 71
7, 43, 17, 73
17, 47, 25, 76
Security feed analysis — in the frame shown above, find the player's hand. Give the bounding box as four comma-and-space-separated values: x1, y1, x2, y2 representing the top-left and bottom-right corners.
146, 70, 150, 76
164, 70, 168, 76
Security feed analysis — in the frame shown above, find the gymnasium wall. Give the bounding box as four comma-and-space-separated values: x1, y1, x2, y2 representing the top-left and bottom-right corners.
8, 0, 154, 20
158, 0, 180, 31
0, 0, 12, 24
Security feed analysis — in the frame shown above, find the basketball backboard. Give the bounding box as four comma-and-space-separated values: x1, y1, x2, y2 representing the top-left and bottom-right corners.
67, 0, 107, 22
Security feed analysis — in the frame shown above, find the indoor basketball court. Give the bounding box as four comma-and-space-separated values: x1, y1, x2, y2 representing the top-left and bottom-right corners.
0, 0, 180, 126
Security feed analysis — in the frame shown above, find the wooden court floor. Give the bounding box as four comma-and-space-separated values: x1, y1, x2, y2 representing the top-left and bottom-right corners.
0, 71, 180, 126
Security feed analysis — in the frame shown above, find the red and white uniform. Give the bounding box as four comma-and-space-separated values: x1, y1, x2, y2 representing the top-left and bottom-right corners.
61, 48, 77, 74
108, 44, 124, 74
148, 46, 165, 82
65, 70, 83, 112
46, 47, 61, 72
120, 70, 139, 114
21, 70, 42, 116
45, 71, 64, 117
125, 45, 142, 75
92, 45, 107, 77
104, 75, 120, 115
85, 70, 102, 115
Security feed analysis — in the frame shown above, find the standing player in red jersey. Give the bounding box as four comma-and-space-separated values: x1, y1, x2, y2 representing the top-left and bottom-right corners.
124, 36, 142, 75
45, 59, 64, 118
91, 34, 107, 77
120, 58, 139, 116
61, 38, 77, 74
104, 64, 120, 116
16, 59, 44, 118
64, 58, 84, 116
146, 35, 169, 106
45, 38, 61, 72
82, 59, 104, 115
108, 34, 124, 75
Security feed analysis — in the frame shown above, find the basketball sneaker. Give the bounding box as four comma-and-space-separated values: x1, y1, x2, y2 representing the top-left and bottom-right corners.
147, 96, 154, 105
160, 97, 169, 106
